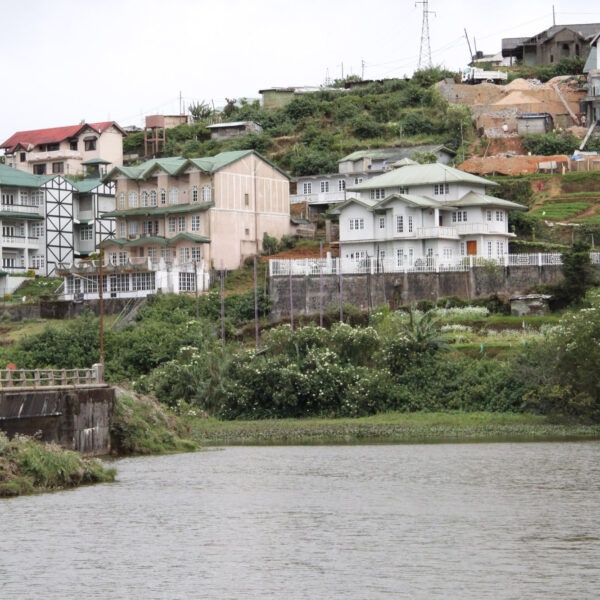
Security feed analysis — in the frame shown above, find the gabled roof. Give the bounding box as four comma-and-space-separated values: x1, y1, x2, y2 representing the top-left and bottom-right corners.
104, 150, 291, 182
373, 193, 454, 210
0, 163, 49, 188
66, 178, 104, 193
1, 121, 125, 153
168, 233, 211, 244
347, 163, 496, 191
453, 191, 527, 210
339, 145, 455, 163
328, 197, 376, 214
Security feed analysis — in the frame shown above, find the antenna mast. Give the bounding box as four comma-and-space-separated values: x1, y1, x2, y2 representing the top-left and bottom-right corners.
416, 0, 435, 70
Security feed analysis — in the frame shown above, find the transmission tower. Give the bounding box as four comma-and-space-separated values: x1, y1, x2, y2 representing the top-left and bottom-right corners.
416, 0, 434, 70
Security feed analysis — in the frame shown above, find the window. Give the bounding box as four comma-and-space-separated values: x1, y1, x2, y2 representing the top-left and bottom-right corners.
192, 186, 198, 202
338, 180, 346, 191
31, 222, 44, 238
496, 211, 504, 222
19, 191, 28, 204
84, 138, 97, 151
141, 191, 148, 207
496, 241, 504, 256
128, 221, 138, 236
434, 183, 450, 195
180, 247, 190, 263
453, 211, 467, 222
370, 189, 385, 200
443, 248, 453, 258
244, 193, 249, 207
379, 217, 385, 229
486, 210, 492, 222
349, 218, 364, 231
202, 185, 211, 203
142, 221, 153, 235
160, 189, 166, 204
179, 272, 196, 292
80, 225, 93, 241
408, 216, 413, 233
30, 190, 44, 206
154, 221, 159, 234
110, 273, 130, 290
161, 247, 169, 260
245, 227, 250, 236
192, 247, 202, 261
169, 188, 179, 204
70, 140, 78, 151
128, 191, 138, 208
2, 193, 14, 205
320, 181, 329, 193
150, 190, 157, 206
33, 164, 46, 175
118, 252, 128, 266
20, 152, 26, 162
119, 221, 126, 237
177, 216, 185, 232
487, 241, 492, 257
147, 247, 157, 260
303, 182, 312, 195
132, 272, 155, 291
31, 255, 45, 270
82, 276, 98, 294
398, 187, 409, 194
168, 217, 176, 233
397, 249, 404, 266
191, 215, 201, 231
119, 192, 125, 209
47, 143, 59, 152
109, 252, 117, 265
462, 211, 467, 222
354, 177, 363, 185
52, 162, 64, 174
396, 215, 404, 233
460, 242, 465, 256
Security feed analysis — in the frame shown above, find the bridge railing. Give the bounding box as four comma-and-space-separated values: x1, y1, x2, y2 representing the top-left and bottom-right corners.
0, 364, 104, 389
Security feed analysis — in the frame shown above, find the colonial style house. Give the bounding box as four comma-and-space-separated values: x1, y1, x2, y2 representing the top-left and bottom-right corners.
291, 146, 455, 219
331, 162, 526, 268
0, 164, 115, 286
59, 150, 292, 300
1, 122, 125, 176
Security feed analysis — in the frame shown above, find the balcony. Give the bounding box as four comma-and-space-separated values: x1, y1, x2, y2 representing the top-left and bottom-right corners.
456, 222, 510, 235
290, 191, 347, 205
1, 235, 44, 248
417, 226, 459, 240
28, 149, 82, 162
0, 203, 43, 215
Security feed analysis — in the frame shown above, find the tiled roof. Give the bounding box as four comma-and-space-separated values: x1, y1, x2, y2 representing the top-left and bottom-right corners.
0, 121, 123, 153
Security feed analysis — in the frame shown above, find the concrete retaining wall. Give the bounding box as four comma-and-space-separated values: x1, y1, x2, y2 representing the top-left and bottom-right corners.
0, 298, 133, 322
0, 386, 115, 456
269, 265, 564, 318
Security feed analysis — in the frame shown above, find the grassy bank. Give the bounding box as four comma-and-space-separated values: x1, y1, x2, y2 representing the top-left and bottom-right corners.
183, 412, 600, 446
0, 433, 115, 498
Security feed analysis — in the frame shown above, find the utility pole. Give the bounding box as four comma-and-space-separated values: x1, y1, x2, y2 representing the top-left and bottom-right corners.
416, 0, 435, 70
464, 28, 474, 63
98, 246, 104, 365
552, 5, 556, 26
361, 59, 365, 80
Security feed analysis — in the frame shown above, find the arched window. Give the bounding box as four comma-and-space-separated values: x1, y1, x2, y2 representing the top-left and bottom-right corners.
202, 185, 211, 203
141, 191, 148, 207
160, 188, 166, 204
192, 185, 198, 202
150, 190, 157, 206
119, 192, 125, 209
169, 187, 179, 204
128, 191, 138, 208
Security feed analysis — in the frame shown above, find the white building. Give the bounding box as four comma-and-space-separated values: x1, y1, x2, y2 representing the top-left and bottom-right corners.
331, 162, 526, 267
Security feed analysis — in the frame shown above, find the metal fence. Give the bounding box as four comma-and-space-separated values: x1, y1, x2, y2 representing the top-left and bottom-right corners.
270, 252, 600, 277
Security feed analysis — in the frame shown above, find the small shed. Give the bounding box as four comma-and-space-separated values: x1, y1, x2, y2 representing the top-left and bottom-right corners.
206, 121, 263, 141
517, 113, 554, 135
510, 294, 552, 316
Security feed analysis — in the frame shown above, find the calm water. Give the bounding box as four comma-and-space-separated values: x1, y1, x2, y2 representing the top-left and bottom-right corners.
1, 443, 600, 599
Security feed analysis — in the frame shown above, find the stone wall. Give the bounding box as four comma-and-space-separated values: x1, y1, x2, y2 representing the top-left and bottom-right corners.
269, 265, 564, 318
0, 298, 133, 322
0, 386, 115, 456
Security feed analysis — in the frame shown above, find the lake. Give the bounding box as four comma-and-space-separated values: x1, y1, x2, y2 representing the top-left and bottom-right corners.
1, 443, 599, 599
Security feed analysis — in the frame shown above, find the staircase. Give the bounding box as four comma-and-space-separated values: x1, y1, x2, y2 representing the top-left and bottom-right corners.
113, 297, 147, 331
579, 121, 598, 151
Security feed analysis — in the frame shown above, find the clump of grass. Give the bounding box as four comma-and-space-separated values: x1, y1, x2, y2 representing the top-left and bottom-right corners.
530, 202, 590, 220
110, 391, 197, 455
0, 433, 115, 498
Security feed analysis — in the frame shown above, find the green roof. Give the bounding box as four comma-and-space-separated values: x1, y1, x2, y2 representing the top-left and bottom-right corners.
104, 234, 210, 248
0, 211, 44, 220
0, 164, 49, 188
103, 150, 291, 183
81, 158, 111, 165
453, 192, 527, 210
339, 145, 455, 163
66, 178, 103, 193
347, 163, 497, 191
123, 236, 169, 248
330, 193, 454, 215
102, 201, 214, 218
168, 232, 210, 244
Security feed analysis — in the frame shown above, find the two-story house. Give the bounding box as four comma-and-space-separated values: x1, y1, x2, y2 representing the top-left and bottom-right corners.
583, 32, 600, 127
59, 150, 292, 300
291, 146, 455, 219
0, 164, 116, 281
331, 162, 525, 268
1, 122, 125, 177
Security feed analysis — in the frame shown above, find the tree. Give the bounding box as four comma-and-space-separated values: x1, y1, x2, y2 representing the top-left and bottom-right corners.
188, 100, 213, 122
560, 241, 594, 304
411, 150, 438, 164
403, 307, 450, 353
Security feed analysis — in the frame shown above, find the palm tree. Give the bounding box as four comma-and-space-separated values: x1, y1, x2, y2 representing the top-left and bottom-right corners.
403, 306, 450, 353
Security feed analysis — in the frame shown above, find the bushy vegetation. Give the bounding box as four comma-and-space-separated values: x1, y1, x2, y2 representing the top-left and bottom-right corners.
0, 432, 115, 497
507, 57, 586, 83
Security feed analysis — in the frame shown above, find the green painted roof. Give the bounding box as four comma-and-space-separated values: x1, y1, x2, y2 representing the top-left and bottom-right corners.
347, 163, 497, 191
0, 164, 49, 188
81, 158, 111, 165
102, 237, 128, 247
0, 211, 44, 220
102, 201, 214, 218
104, 234, 210, 248
339, 145, 455, 163
66, 178, 103, 193
168, 232, 210, 244
104, 150, 291, 183
124, 236, 168, 248
453, 192, 527, 210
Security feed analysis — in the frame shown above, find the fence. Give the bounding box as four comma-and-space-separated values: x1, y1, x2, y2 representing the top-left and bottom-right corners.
270, 253, 600, 277
0, 364, 104, 389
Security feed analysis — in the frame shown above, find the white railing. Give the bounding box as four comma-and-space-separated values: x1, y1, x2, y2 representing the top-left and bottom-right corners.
0, 203, 42, 215
1, 236, 43, 247
29, 149, 81, 161
0, 365, 103, 389
269, 253, 589, 276
290, 191, 347, 205
417, 226, 459, 239
456, 222, 507, 235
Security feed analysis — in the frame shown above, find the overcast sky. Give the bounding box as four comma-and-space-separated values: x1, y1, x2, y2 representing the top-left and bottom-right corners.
1, 0, 599, 144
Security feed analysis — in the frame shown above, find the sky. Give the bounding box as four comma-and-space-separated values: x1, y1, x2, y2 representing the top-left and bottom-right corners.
1, 0, 600, 144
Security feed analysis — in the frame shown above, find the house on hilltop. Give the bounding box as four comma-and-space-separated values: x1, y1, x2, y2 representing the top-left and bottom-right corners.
330, 162, 525, 268
502, 23, 600, 67
583, 32, 600, 125
1, 122, 125, 176
59, 150, 292, 300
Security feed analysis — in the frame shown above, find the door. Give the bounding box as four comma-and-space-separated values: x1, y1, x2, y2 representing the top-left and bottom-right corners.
466, 241, 477, 255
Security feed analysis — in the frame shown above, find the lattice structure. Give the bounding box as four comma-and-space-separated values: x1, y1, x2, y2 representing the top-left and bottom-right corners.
416, 0, 433, 71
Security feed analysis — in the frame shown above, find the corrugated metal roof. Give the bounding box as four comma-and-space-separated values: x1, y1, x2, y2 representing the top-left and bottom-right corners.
0, 211, 44, 220
452, 192, 527, 210
339, 145, 455, 163
67, 178, 103, 193
347, 163, 496, 190
0, 164, 48, 188
206, 121, 260, 129
102, 202, 214, 218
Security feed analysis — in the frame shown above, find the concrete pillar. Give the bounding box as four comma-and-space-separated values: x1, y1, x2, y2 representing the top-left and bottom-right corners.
92, 363, 104, 383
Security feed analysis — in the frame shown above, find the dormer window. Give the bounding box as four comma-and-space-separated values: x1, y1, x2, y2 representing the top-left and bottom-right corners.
47, 143, 59, 152
70, 140, 78, 151
434, 183, 449, 195
370, 189, 385, 200
19, 152, 26, 162
84, 138, 97, 151
398, 187, 409, 194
